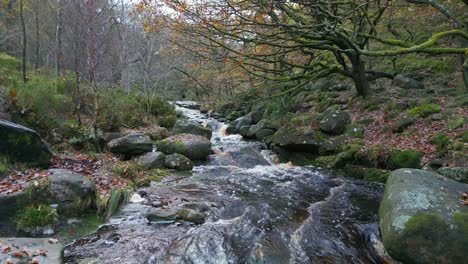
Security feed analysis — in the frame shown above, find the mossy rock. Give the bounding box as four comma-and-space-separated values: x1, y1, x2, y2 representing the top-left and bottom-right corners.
379, 169, 468, 263
311, 155, 336, 168
342, 165, 390, 183
270, 126, 327, 153
0, 119, 53, 167
164, 153, 193, 171
156, 133, 211, 161
437, 167, 468, 184
319, 108, 351, 135
172, 119, 212, 139
407, 103, 441, 118
331, 144, 362, 169
176, 208, 205, 224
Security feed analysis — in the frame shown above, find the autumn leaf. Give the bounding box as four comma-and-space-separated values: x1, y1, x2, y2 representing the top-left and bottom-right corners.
2, 246, 12, 254
11, 251, 24, 258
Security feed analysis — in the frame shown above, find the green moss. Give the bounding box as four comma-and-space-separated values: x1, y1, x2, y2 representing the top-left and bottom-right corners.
429, 133, 451, 156
342, 165, 390, 183
15, 204, 58, 229
174, 141, 187, 153
402, 213, 447, 245
407, 103, 441, 117
448, 116, 465, 130
390, 149, 423, 169
98, 188, 130, 220
331, 144, 362, 169
453, 212, 468, 241
311, 155, 335, 168
345, 124, 365, 139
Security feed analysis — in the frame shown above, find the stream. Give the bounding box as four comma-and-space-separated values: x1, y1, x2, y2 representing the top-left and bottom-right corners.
63, 104, 388, 264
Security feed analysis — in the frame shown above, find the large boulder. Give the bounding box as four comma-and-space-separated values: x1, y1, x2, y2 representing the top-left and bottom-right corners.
107, 133, 153, 157
172, 119, 212, 139
0, 119, 52, 166
245, 119, 280, 139
226, 113, 254, 134
156, 133, 212, 160
134, 151, 166, 170
0, 238, 63, 264
165, 153, 193, 171
379, 169, 468, 264
49, 169, 97, 210
393, 74, 425, 90
270, 127, 326, 153
319, 108, 351, 135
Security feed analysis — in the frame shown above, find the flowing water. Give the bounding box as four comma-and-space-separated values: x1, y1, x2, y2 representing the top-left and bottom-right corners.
64, 104, 389, 264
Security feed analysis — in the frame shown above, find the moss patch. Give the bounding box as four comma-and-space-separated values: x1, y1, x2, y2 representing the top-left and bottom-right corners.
342, 165, 390, 183
390, 149, 422, 169
407, 103, 441, 117
15, 204, 58, 229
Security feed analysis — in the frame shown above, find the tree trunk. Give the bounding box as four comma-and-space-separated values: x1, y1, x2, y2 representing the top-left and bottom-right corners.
55, 0, 63, 91
19, 0, 27, 83
349, 53, 371, 97
34, 7, 40, 71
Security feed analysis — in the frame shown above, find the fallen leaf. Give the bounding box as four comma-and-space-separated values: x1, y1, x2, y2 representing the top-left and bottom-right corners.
2, 246, 12, 254
11, 251, 23, 258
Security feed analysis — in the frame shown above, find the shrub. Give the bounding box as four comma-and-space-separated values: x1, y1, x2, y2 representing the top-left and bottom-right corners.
408, 104, 441, 117
15, 204, 58, 229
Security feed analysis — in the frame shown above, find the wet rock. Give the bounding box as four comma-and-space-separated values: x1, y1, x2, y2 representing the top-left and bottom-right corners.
226, 113, 253, 134
157, 133, 211, 160
437, 167, 468, 183
392, 115, 414, 133
49, 169, 97, 210
165, 153, 193, 171
246, 119, 280, 138
134, 151, 166, 170
271, 126, 326, 153
146, 208, 177, 221
239, 125, 252, 138
107, 133, 153, 157
172, 119, 212, 139
176, 208, 205, 224
0, 237, 63, 264
319, 108, 351, 135
379, 169, 468, 264
0, 119, 52, 166
393, 74, 425, 90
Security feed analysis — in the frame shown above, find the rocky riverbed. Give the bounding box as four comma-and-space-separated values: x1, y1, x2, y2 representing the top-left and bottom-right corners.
63, 105, 391, 264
